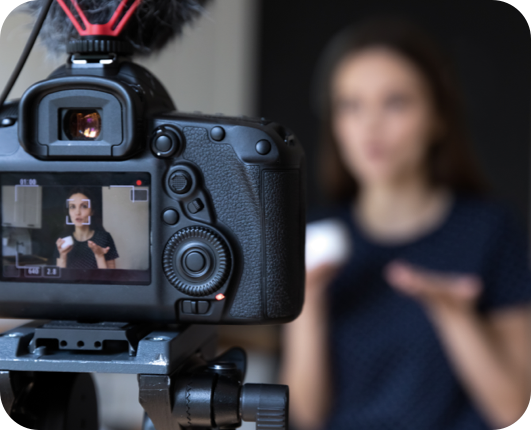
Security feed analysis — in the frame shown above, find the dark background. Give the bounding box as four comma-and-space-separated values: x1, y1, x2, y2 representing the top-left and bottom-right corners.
257, 0, 531, 233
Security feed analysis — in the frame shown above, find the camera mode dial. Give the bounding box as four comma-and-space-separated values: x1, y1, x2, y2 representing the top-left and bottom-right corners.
163, 226, 231, 297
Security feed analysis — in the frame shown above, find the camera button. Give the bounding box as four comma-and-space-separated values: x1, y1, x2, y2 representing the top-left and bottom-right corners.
154, 135, 172, 153
256, 140, 271, 155
182, 300, 194, 314
187, 198, 204, 214
210, 126, 225, 141
197, 301, 210, 314
162, 209, 179, 225
182, 299, 210, 315
169, 171, 192, 194
151, 126, 182, 158
185, 251, 206, 273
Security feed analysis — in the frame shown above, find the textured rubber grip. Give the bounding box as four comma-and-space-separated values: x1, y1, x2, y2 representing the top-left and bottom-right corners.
182, 126, 304, 322
263, 170, 302, 319
183, 127, 263, 319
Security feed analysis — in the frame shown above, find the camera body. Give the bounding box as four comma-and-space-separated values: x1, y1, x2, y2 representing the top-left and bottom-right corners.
0, 56, 305, 324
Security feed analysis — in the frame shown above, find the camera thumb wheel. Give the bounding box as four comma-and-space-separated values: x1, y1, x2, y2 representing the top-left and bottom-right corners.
163, 226, 231, 297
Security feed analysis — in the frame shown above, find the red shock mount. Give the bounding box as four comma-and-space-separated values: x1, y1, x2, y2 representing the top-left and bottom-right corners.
55, 0, 142, 37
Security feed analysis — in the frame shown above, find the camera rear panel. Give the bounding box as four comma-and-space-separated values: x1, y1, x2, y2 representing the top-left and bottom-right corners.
0, 109, 305, 325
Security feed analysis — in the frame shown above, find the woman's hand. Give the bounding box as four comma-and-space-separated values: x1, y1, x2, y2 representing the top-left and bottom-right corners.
88, 241, 111, 269
56, 238, 73, 256
386, 260, 531, 428
56, 238, 73, 268
306, 263, 342, 300
385, 261, 482, 317
87, 241, 110, 258
282, 262, 342, 430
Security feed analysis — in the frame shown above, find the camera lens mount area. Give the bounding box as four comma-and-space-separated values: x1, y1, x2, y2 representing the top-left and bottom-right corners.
163, 226, 231, 297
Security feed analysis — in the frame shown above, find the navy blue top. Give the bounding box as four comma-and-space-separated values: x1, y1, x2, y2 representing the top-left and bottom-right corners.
324, 197, 531, 430
54, 230, 119, 269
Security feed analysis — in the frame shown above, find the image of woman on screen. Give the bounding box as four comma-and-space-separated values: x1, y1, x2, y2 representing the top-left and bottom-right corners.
54, 187, 119, 269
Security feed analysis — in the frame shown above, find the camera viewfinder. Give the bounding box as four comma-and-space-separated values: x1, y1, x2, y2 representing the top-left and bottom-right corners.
65, 110, 101, 140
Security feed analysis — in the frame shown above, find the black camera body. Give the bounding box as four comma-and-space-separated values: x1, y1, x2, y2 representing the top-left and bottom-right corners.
0, 56, 306, 325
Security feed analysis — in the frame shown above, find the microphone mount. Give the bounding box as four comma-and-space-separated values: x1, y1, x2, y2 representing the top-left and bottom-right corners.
56, 0, 142, 56
56, 0, 142, 37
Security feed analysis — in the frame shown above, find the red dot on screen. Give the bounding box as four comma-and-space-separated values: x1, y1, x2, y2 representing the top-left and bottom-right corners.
136, 180, 142, 186
215, 294, 225, 301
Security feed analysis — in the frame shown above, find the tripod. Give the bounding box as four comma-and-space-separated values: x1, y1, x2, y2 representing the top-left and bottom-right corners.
0, 321, 289, 430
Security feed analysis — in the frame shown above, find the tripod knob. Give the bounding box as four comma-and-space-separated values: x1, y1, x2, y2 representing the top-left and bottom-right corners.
169, 349, 290, 429
241, 384, 289, 430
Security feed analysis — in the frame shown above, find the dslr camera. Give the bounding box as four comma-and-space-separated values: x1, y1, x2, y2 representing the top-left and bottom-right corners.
0, 38, 306, 325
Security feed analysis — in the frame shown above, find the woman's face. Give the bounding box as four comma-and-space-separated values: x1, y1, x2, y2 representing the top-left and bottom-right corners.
68, 193, 92, 227
331, 47, 439, 188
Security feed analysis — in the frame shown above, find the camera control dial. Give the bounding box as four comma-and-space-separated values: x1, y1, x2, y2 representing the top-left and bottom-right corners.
163, 226, 231, 297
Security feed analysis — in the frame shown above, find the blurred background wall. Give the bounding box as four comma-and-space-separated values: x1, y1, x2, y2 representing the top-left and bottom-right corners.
258, 0, 531, 233
1, 1, 530, 429
102, 186, 150, 271
0, 0, 259, 116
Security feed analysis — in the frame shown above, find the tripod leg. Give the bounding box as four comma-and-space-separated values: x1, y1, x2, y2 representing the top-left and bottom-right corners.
0, 371, 16, 416
7, 372, 98, 430
142, 413, 156, 430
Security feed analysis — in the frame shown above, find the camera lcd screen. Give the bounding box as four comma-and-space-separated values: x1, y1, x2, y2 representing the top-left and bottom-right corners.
0, 173, 151, 285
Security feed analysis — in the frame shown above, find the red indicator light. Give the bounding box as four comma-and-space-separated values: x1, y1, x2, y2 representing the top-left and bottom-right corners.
136, 180, 142, 186
215, 294, 225, 301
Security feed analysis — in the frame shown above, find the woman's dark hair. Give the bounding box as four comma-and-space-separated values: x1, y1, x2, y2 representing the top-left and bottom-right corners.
64, 187, 106, 233
315, 18, 487, 202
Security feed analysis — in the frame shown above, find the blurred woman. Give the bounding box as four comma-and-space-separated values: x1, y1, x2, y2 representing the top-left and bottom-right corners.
282, 20, 531, 430
55, 187, 118, 269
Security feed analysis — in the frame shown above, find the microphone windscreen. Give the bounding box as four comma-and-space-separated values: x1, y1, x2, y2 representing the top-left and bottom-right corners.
26, 0, 213, 56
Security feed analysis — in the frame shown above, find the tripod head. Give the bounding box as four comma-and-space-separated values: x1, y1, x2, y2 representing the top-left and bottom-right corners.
0, 322, 290, 430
